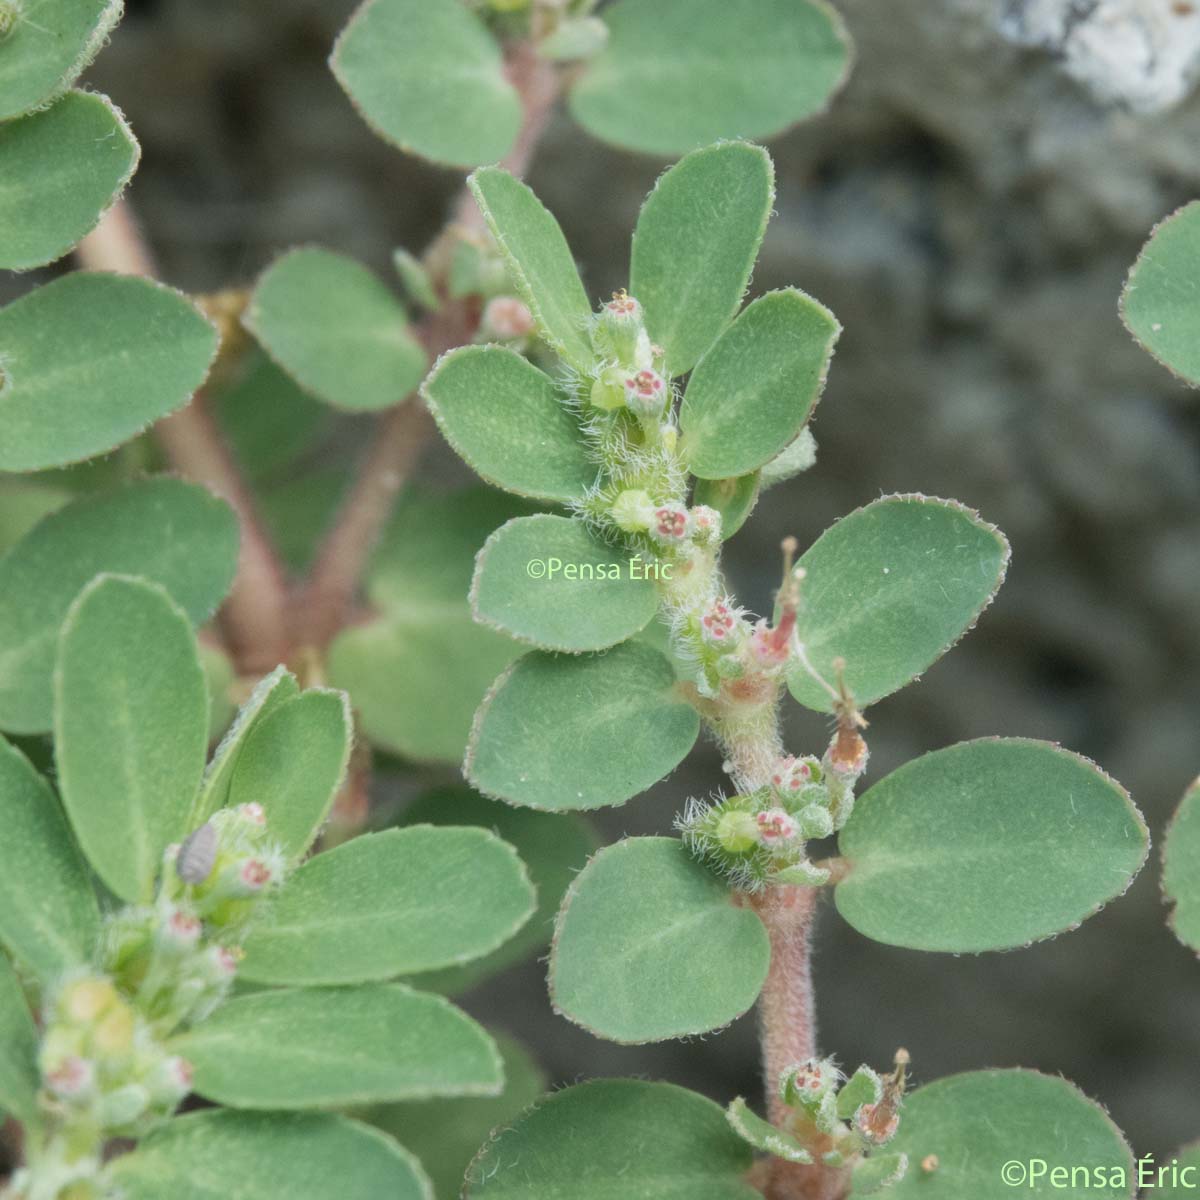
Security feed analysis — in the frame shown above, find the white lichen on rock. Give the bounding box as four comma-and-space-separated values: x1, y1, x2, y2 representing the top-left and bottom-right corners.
1001, 0, 1200, 112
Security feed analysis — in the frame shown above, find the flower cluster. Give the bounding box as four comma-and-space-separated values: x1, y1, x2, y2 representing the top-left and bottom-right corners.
778, 1051, 910, 1186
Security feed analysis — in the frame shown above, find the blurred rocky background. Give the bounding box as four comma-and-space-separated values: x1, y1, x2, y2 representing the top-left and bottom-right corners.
11, 0, 1200, 1163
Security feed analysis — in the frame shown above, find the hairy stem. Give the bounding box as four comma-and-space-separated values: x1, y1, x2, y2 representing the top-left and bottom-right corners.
75, 205, 292, 672
295, 41, 562, 649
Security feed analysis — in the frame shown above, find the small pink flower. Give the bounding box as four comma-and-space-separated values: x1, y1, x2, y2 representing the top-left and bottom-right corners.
605, 290, 641, 319
46, 1056, 94, 1099
690, 505, 720, 540
623, 368, 667, 414
756, 808, 798, 844
210, 946, 239, 978
240, 859, 272, 891
700, 599, 738, 645
483, 296, 535, 341
652, 505, 689, 542
748, 621, 790, 667
239, 802, 266, 826
770, 755, 812, 795
167, 1057, 194, 1090
166, 910, 202, 947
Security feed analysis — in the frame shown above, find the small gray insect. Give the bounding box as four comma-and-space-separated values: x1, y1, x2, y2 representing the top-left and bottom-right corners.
176, 822, 218, 885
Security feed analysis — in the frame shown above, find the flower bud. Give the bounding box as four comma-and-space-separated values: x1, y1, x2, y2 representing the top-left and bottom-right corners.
594, 290, 647, 365
715, 809, 760, 854
98, 1083, 150, 1128
651, 504, 690, 544
237, 802, 267, 828
44, 1055, 96, 1101
769, 755, 821, 798
756, 808, 798, 846
144, 1055, 194, 1107
797, 804, 834, 840
660, 423, 679, 452
689, 505, 721, 543
157, 907, 202, 952
482, 296, 535, 341
780, 1058, 839, 1108
203, 944, 241, 983
623, 368, 667, 418
714, 654, 745, 680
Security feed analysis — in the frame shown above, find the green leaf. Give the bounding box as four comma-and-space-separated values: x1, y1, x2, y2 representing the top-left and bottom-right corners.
1163, 779, 1200, 953
569, 0, 851, 157
107, 1111, 433, 1200
330, 0, 520, 169
0, 479, 71, 557
680, 289, 839, 479
240, 826, 535, 985
176, 984, 502, 1109
472, 514, 658, 652
214, 351, 333, 480
364, 1032, 545, 1200
327, 488, 532, 763
1154, 1144, 1200, 1200
692, 473, 761, 541
225, 688, 352, 859
392, 248, 440, 313
466, 1079, 758, 1198
55, 575, 208, 904
191, 666, 298, 826
629, 141, 774, 376
1120, 202, 1200, 387
725, 1097, 811, 1164
0, 0, 121, 120
199, 641, 237, 745
787, 495, 1010, 713
851, 1154, 908, 1195
467, 169, 595, 371
836, 739, 1149, 953
399, 787, 597, 995
0, 952, 38, 1124
550, 837, 769, 1041
855, 1070, 1133, 1199
0, 273, 218, 472
0, 736, 99, 980
0, 91, 138, 271
467, 642, 700, 810
0, 477, 237, 734
243, 247, 427, 413
423, 346, 594, 503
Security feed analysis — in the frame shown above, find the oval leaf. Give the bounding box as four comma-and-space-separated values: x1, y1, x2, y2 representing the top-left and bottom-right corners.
0, 0, 121, 120
472, 514, 658, 652
467, 168, 595, 371
0, 273, 218, 472
176, 984, 502, 1109
787, 495, 1010, 713
55, 575, 208, 904
0, 478, 238, 734
466, 1079, 757, 1198
569, 0, 852, 157
400, 787, 598, 995
243, 247, 426, 412
225, 688, 352, 860
726, 1097, 811, 1164
630, 141, 774, 376
856, 1070, 1134, 1199
0, 736, 99, 981
331, 0, 520, 168
1121, 202, 1200, 387
0, 952, 38, 1124
551, 837, 770, 1041
836, 739, 1149, 952
107, 1111, 432, 1200
0, 91, 138, 270
328, 488, 531, 763
467, 642, 700, 811
240, 826, 535, 985
423, 346, 594, 503
693, 472, 761, 540
1163, 779, 1200, 953
680, 288, 839, 478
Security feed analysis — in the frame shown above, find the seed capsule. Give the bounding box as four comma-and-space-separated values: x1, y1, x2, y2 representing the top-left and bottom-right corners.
176, 822, 218, 885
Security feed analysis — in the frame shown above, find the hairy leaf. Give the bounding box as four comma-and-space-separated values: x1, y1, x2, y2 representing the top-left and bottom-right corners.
0, 273, 217, 472
630, 141, 774, 376
570, 0, 851, 156
1163, 779, 1200, 953
856, 1070, 1133, 1198
0, 737, 98, 981
225, 689, 352, 859
472, 514, 658, 652
424, 346, 593, 503
836, 739, 1149, 952
467, 642, 700, 810
466, 1079, 757, 1198
240, 826, 535, 985
1121, 202, 1200, 387
55, 576, 208, 904
0, 91, 138, 270
787, 495, 1010, 713
0, 0, 121, 120
551, 838, 770, 1041
0, 478, 238, 734
243, 247, 426, 412
107, 1111, 432, 1200
468, 169, 595, 370
331, 0, 520, 168
177, 985, 502, 1109
725, 1098, 811, 1164
0, 953, 38, 1124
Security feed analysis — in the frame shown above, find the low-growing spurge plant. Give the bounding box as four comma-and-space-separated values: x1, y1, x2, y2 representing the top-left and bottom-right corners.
0, 1, 1182, 1197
